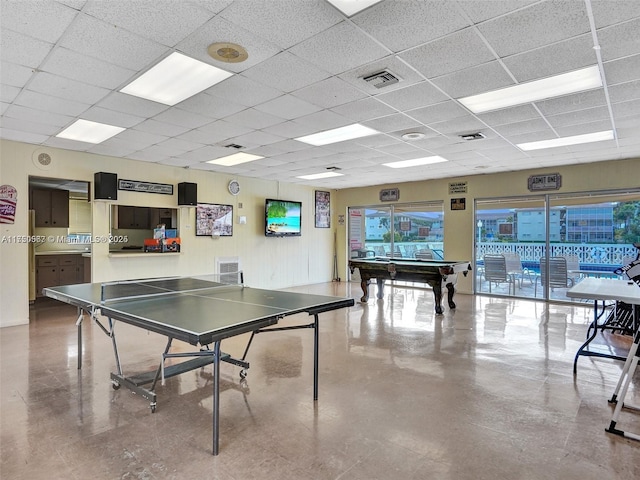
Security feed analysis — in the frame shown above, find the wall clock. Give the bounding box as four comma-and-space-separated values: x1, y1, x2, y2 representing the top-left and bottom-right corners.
228, 179, 240, 195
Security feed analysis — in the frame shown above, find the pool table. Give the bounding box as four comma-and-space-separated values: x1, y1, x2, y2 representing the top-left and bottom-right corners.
349, 257, 472, 314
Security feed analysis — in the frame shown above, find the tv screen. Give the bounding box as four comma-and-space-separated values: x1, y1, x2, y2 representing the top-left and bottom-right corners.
265, 199, 302, 237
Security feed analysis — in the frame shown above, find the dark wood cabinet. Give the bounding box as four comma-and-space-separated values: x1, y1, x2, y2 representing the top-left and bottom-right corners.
117, 206, 151, 229
32, 188, 69, 227
36, 255, 84, 296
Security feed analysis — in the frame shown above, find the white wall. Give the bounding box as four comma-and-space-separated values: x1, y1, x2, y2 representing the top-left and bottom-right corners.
0, 140, 334, 327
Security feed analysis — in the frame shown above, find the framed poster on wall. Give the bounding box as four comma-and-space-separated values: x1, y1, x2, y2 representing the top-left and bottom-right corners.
196, 203, 233, 236
315, 190, 330, 228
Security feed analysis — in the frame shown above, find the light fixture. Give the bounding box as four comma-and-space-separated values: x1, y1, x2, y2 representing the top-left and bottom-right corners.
516, 130, 615, 151
206, 152, 263, 166
326, 0, 383, 16
56, 119, 125, 144
458, 65, 602, 114
401, 132, 426, 141
297, 171, 344, 180
295, 123, 379, 146
120, 52, 233, 106
383, 156, 448, 168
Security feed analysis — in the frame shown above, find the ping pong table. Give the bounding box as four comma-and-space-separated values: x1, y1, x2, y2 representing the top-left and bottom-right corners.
43, 275, 354, 455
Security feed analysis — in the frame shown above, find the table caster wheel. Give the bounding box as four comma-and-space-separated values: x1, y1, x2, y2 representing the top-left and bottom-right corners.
150, 403, 157, 413
111, 380, 120, 390
240, 369, 247, 379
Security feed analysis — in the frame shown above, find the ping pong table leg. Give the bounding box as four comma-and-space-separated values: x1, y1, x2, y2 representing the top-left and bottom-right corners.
313, 313, 319, 401
76, 307, 83, 370
213, 341, 221, 456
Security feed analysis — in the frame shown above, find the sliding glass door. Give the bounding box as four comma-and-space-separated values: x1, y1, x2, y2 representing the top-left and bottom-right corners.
475, 189, 640, 301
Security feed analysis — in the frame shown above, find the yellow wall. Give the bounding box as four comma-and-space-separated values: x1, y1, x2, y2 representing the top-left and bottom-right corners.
0, 139, 334, 327
333, 157, 640, 294
1, 137, 639, 328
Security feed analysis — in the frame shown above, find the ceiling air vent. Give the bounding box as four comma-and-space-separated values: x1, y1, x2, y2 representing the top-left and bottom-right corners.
224, 143, 243, 149
459, 132, 485, 141
362, 70, 401, 89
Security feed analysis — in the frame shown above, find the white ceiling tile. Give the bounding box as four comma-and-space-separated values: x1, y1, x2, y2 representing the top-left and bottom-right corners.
330, 97, 397, 122
362, 113, 422, 133
477, 1, 591, 57
220, 0, 342, 49
477, 104, 541, 127
598, 18, 640, 61
28, 72, 110, 104
14, 89, 89, 117
4, 104, 73, 129
375, 81, 449, 111
0, 116, 59, 136
399, 28, 495, 79
432, 61, 514, 99
0, 0, 77, 43
612, 98, 640, 118
0, 84, 21, 103
607, 80, 640, 103
546, 105, 611, 128
178, 92, 246, 120
228, 130, 285, 149
590, 0, 640, 28
40, 47, 136, 89
152, 108, 215, 129
492, 118, 552, 137
353, 0, 470, 52
406, 100, 469, 125
207, 75, 283, 108
178, 145, 231, 162
254, 95, 323, 120
82, 0, 213, 47
59, 13, 167, 71
81, 106, 144, 128
191, 120, 254, 144
158, 157, 200, 168
535, 89, 608, 116
428, 115, 488, 136
87, 139, 139, 158
115, 129, 169, 149
293, 110, 352, 133
289, 21, 389, 75
0, 127, 49, 144
503, 34, 597, 82
292, 77, 367, 109
223, 108, 283, 130
555, 119, 614, 138
604, 54, 640, 85
456, 0, 539, 24
132, 119, 191, 137
0, 29, 53, 68
0, 61, 34, 88
242, 52, 331, 93
96, 92, 170, 118
156, 137, 204, 154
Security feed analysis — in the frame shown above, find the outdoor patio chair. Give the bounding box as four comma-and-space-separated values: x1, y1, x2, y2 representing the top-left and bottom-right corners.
535, 256, 575, 296
503, 253, 533, 287
415, 249, 435, 260
483, 254, 516, 295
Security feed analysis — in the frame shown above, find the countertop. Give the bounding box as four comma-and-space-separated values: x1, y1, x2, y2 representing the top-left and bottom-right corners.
35, 250, 91, 256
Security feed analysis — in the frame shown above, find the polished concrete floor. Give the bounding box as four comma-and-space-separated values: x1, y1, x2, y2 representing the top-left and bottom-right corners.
1, 282, 639, 479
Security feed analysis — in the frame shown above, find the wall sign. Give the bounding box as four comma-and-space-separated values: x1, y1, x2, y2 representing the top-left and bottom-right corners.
0, 185, 17, 224
528, 173, 562, 191
380, 188, 400, 202
118, 179, 174, 195
451, 198, 466, 210
449, 181, 467, 194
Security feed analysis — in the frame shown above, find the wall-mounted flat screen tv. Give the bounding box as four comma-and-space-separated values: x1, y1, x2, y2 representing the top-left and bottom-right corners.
265, 199, 302, 237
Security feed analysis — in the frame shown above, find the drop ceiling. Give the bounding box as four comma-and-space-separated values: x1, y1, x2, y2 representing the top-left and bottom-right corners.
1, 0, 639, 189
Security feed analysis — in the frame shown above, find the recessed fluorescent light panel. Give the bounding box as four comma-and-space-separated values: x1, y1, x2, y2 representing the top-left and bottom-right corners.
517, 130, 615, 151
206, 152, 263, 166
297, 172, 344, 180
383, 156, 448, 168
120, 52, 233, 106
296, 123, 379, 146
56, 119, 125, 144
458, 65, 603, 113
326, 0, 383, 16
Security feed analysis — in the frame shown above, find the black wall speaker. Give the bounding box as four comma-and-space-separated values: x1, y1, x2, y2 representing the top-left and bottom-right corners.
178, 182, 197, 206
94, 172, 117, 200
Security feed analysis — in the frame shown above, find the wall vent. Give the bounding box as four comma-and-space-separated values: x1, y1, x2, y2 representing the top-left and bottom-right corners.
362, 70, 401, 89
216, 256, 242, 284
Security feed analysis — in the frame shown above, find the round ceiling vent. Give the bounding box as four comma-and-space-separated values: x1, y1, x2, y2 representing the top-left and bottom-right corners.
401, 132, 425, 141
32, 149, 53, 170
208, 42, 248, 63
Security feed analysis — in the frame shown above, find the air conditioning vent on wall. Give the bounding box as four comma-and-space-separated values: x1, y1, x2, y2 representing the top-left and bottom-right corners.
362, 70, 401, 89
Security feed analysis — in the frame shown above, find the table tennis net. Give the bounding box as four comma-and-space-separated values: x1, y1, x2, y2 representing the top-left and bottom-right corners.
99, 272, 244, 304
